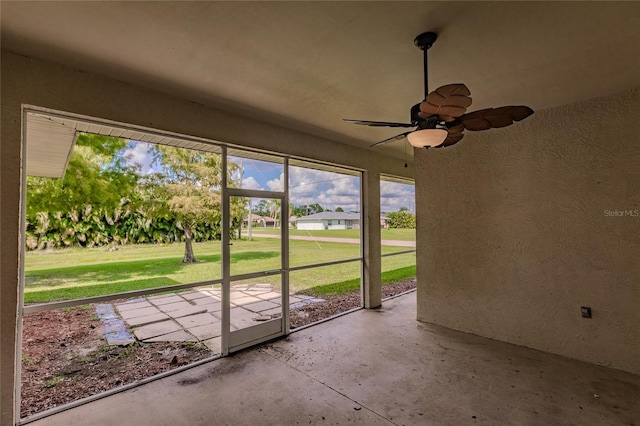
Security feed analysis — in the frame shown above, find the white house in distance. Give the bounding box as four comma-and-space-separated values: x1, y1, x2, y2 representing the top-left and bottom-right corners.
295, 212, 360, 230
243, 213, 277, 228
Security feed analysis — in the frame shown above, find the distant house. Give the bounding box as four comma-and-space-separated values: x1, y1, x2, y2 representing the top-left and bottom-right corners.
243, 213, 277, 228
295, 212, 360, 230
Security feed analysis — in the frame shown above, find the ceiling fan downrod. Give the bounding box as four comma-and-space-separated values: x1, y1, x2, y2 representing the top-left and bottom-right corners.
414, 31, 438, 100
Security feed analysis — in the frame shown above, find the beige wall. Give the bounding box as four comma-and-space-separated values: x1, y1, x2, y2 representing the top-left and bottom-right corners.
0, 51, 411, 424
415, 89, 640, 374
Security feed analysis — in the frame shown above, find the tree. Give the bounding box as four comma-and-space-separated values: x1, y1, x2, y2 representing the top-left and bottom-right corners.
27, 133, 138, 216
308, 203, 324, 214
252, 199, 270, 217
26, 133, 140, 249
152, 145, 223, 263
386, 210, 416, 229
266, 199, 281, 228
335, 207, 344, 212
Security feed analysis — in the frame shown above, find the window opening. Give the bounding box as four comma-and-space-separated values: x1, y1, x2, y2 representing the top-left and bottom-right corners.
380, 176, 417, 299
287, 159, 363, 329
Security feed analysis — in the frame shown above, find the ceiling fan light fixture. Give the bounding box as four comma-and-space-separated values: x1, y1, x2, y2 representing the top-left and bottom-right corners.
407, 128, 448, 148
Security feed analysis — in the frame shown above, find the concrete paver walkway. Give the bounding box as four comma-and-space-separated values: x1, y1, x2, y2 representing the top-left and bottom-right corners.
111, 284, 323, 353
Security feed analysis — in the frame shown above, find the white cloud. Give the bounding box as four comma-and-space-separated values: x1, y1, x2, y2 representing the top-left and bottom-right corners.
242, 176, 263, 190
288, 166, 361, 211
266, 172, 285, 192
380, 181, 415, 213
123, 142, 154, 175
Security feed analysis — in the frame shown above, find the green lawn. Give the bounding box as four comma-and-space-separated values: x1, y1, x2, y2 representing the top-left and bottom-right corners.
25, 238, 415, 303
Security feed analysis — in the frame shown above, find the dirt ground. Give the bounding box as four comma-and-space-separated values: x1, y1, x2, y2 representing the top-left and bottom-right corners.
290, 278, 417, 328
20, 279, 415, 418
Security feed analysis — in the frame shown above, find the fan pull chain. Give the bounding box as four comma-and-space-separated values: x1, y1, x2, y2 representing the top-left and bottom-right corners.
404, 140, 408, 168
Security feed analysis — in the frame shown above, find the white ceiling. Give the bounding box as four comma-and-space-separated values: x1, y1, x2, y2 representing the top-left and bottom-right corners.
2, 2, 640, 160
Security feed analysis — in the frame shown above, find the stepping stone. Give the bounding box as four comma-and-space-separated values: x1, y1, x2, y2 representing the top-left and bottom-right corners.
95, 304, 135, 345
133, 320, 182, 341
103, 319, 128, 334
126, 312, 170, 327
96, 304, 119, 320
144, 330, 198, 343
105, 329, 136, 346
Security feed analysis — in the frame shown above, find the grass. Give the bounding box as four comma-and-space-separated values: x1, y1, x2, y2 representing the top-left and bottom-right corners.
24, 238, 415, 303
247, 227, 416, 241
301, 265, 416, 297
44, 376, 63, 388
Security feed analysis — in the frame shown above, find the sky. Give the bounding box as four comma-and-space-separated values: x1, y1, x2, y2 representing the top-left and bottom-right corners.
124, 141, 415, 213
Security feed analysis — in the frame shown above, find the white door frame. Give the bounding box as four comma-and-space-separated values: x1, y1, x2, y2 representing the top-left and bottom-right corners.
221, 149, 289, 354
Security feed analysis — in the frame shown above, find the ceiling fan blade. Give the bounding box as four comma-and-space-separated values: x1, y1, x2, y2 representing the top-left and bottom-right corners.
343, 119, 414, 128
445, 122, 465, 134
419, 83, 472, 120
460, 106, 534, 131
369, 131, 412, 147
440, 132, 464, 147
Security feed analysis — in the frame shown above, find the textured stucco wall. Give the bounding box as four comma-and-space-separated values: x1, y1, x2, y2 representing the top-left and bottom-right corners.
415, 89, 640, 374
0, 51, 401, 424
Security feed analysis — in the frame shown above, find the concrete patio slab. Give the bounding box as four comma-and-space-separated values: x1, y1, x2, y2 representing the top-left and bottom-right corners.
118, 306, 162, 320
229, 291, 248, 300
230, 296, 262, 306
200, 302, 222, 313
257, 307, 282, 316
113, 300, 153, 312
192, 296, 219, 306
255, 291, 281, 300
187, 323, 221, 340
180, 291, 212, 301
202, 336, 221, 352
133, 320, 182, 341
167, 305, 207, 319
175, 313, 218, 328
147, 294, 184, 305
104, 285, 324, 347
241, 300, 279, 313
156, 300, 193, 313
126, 312, 170, 327
144, 330, 198, 343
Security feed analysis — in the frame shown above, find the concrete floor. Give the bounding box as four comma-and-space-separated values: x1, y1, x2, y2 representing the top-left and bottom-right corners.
29, 293, 640, 425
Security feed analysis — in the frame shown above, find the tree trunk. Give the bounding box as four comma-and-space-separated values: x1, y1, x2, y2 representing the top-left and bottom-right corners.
182, 223, 196, 263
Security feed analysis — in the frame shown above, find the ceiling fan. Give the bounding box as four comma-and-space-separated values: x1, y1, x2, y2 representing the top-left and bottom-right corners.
344, 32, 534, 149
